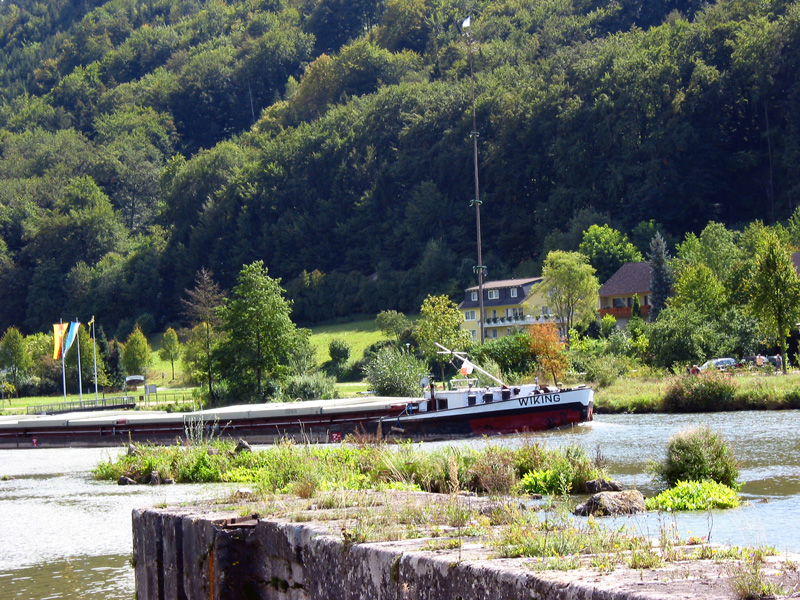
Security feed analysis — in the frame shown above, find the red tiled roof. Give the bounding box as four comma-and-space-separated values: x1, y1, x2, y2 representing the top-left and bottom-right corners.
598, 262, 652, 297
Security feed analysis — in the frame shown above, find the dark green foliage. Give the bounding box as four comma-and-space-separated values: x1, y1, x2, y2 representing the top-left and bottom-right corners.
3, 0, 800, 337
216, 261, 302, 402
362, 346, 428, 396
471, 333, 537, 376
648, 233, 673, 321
649, 426, 740, 490
325, 338, 350, 380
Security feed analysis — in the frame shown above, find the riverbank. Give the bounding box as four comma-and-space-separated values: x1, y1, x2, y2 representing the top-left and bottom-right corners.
133, 495, 798, 600
595, 370, 800, 413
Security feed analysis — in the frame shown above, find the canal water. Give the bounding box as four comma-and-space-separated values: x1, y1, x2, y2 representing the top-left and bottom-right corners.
1, 411, 799, 599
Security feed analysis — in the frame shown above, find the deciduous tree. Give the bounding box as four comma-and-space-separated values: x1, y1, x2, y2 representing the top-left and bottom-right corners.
527, 323, 568, 386
0, 327, 31, 397
745, 230, 800, 374
541, 251, 600, 343
414, 294, 470, 381
182, 268, 224, 403
578, 224, 643, 283
158, 327, 181, 381
216, 261, 300, 401
121, 324, 152, 378
376, 310, 410, 341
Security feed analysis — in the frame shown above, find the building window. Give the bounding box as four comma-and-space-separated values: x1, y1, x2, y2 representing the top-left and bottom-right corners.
488, 289, 499, 300
541, 306, 549, 316
470, 329, 477, 339
612, 297, 626, 308
491, 329, 498, 338
491, 310, 497, 318
464, 310, 476, 321
506, 308, 512, 317
510, 288, 518, 298
471, 291, 478, 301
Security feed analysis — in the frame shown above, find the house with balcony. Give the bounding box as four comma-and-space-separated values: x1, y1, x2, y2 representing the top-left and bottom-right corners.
598, 262, 652, 327
458, 277, 560, 340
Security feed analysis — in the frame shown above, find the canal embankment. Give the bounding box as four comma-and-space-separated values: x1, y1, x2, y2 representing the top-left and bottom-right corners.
133, 496, 798, 600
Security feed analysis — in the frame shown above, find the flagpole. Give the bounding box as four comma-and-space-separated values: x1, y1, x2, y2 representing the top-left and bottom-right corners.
76, 319, 83, 401
91, 317, 98, 400
61, 319, 67, 402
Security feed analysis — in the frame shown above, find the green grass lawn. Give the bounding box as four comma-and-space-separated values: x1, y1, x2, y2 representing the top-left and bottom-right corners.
148, 332, 187, 388
307, 318, 391, 367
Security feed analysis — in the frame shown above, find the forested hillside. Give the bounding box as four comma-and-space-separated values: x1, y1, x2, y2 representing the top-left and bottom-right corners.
1, 0, 798, 336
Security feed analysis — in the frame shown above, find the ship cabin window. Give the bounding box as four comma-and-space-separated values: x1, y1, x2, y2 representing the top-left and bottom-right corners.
510, 288, 518, 298
471, 291, 478, 301
487, 289, 499, 300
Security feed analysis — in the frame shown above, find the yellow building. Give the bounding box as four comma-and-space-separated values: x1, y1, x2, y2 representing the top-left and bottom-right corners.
457, 277, 558, 340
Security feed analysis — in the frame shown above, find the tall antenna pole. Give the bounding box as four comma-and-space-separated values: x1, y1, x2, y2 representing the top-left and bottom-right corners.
464, 17, 486, 343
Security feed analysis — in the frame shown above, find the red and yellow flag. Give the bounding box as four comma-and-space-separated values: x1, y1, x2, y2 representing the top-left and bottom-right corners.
53, 323, 68, 359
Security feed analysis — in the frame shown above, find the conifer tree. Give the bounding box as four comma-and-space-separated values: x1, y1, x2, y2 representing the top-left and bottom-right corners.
648, 233, 673, 321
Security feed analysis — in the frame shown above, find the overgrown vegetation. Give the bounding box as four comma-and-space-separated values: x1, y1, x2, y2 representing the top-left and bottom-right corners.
94, 436, 604, 496
649, 426, 740, 490
645, 480, 741, 511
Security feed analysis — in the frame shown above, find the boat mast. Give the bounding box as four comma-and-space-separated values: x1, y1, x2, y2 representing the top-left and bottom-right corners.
464, 17, 486, 344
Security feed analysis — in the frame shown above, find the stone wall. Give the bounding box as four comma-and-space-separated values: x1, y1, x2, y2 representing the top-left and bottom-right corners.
133, 506, 778, 600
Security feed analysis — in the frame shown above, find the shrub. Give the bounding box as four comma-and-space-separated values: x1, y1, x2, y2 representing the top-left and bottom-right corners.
649, 426, 740, 489
363, 346, 428, 396
661, 370, 737, 412
326, 338, 351, 378
645, 480, 740, 511
285, 371, 337, 400
584, 354, 632, 387
516, 444, 602, 495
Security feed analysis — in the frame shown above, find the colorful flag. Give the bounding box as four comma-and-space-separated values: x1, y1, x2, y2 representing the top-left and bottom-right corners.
459, 359, 475, 376
462, 16, 471, 28
62, 321, 80, 355
53, 323, 68, 359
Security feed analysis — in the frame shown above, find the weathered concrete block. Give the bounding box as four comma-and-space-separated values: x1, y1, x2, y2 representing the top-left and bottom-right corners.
134, 504, 792, 600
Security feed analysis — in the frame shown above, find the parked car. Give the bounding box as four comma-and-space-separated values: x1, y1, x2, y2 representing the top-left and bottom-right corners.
698, 358, 740, 371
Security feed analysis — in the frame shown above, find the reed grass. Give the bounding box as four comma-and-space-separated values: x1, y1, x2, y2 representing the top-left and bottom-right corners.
93, 436, 604, 496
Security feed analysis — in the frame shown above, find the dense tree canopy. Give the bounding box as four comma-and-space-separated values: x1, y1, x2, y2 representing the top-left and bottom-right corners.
2, 0, 800, 338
